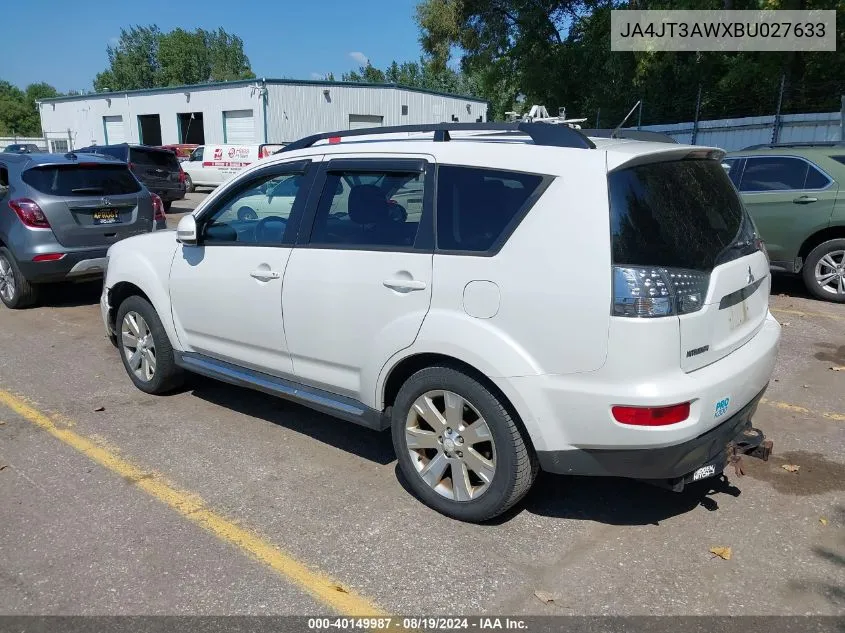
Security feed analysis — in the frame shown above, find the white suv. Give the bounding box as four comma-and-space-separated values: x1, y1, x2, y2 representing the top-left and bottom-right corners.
101, 123, 781, 522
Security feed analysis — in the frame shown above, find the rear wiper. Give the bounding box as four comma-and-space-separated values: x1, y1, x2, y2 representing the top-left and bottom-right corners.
71, 187, 105, 193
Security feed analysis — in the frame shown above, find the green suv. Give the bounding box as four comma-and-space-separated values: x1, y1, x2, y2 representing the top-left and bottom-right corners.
724, 142, 845, 302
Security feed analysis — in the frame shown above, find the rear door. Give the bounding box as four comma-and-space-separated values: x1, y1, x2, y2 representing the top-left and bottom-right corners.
130, 147, 181, 197
282, 155, 434, 403
21, 162, 152, 247
735, 155, 837, 264
609, 157, 770, 372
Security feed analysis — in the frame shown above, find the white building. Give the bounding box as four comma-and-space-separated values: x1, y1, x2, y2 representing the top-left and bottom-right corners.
37, 78, 489, 153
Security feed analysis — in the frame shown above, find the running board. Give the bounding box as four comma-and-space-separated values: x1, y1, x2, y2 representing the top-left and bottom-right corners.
174, 352, 389, 431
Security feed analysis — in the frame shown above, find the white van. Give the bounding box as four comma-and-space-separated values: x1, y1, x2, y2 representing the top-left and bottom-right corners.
182, 144, 285, 191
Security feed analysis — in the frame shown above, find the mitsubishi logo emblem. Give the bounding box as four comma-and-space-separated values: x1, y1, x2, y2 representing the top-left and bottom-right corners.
747, 266, 755, 285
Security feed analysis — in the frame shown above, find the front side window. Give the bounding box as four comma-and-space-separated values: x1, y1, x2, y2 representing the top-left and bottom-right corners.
191, 147, 204, 162
202, 169, 307, 245
309, 170, 424, 248
739, 157, 808, 192
436, 166, 545, 252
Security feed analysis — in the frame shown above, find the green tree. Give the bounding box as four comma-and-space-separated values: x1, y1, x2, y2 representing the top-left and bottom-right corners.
0, 80, 61, 136
94, 25, 255, 92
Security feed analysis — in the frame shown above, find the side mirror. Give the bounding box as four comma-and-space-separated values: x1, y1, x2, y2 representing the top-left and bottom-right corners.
176, 214, 198, 245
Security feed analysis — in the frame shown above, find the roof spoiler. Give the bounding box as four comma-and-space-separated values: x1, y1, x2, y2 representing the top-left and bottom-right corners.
582, 129, 678, 144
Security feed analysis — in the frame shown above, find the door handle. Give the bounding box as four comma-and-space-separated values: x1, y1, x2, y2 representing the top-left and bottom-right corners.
383, 278, 427, 292
250, 270, 281, 281
793, 195, 818, 204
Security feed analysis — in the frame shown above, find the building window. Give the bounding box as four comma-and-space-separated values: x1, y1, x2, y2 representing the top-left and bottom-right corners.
401, 105, 408, 116
50, 139, 69, 154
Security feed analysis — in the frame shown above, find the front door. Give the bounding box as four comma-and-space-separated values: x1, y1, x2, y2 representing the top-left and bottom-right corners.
169, 161, 314, 377
282, 156, 434, 405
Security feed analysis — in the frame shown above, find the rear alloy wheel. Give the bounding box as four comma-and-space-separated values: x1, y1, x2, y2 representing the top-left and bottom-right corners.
392, 366, 537, 522
184, 173, 194, 193
116, 295, 183, 394
0, 246, 38, 309
803, 239, 845, 303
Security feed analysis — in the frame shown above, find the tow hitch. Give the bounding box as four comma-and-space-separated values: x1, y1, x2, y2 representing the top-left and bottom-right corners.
726, 426, 773, 476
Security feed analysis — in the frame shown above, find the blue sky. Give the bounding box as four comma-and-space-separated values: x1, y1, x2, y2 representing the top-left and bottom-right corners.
2, 0, 425, 92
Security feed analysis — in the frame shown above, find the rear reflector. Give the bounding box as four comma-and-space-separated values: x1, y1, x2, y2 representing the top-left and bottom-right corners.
9, 198, 50, 229
32, 253, 65, 262
612, 402, 691, 426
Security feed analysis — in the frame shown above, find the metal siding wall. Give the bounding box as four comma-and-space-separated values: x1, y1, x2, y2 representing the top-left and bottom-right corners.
265, 84, 488, 143
640, 112, 843, 151
39, 84, 261, 148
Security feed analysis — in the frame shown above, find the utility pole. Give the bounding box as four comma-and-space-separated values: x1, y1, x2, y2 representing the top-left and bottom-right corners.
691, 84, 702, 146
771, 74, 785, 145
637, 100, 643, 129
595, 108, 600, 129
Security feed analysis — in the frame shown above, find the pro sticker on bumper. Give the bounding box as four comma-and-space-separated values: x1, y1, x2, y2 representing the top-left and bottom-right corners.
714, 397, 730, 419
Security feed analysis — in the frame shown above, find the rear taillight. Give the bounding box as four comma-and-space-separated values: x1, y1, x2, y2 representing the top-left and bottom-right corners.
613, 266, 709, 318
150, 193, 166, 222
128, 162, 135, 171
612, 402, 691, 426
9, 198, 50, 229
178, 169, 186, 183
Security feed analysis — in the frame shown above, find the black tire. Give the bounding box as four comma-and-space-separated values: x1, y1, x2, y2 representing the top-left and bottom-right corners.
391, 366, 538, 522
802, 238, 845, 303
115, 295, 184, 394
184, 173, 194, 193
0, 246, 38, 309
163, 200, 173, 212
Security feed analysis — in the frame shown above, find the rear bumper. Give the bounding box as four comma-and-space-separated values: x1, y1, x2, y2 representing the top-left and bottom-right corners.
17, 248, 109, 283
537, 386, 766, 480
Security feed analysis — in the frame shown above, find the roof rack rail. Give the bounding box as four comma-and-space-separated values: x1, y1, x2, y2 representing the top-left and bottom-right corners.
581, 129, 678, 144
279, 121, 596, 153
741, 140, 845, 150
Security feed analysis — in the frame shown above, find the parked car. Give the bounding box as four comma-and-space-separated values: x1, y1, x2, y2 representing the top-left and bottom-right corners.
101, 123, 780, 522
159, 143, 199, 162
0, 152, 165, 308
724, 142, 845, 302
74, 144, 186, 211
181, 144, 285, 192
3, 143, 41, 154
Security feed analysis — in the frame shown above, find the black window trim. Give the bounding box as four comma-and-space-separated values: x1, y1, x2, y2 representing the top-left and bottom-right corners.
195, 159, 314, 248
433, 163, 555, 258
296, 158, 435, 254
730, 154, 834, 193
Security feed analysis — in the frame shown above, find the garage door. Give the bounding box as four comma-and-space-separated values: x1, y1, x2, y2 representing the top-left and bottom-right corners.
223, 110, 255, 144
103, 116, 125, 144
348, 114, 384, 130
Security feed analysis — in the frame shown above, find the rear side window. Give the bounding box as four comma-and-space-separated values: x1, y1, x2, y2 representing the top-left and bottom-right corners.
832, 155, 845, 166
739, 156, 807, 191
80, 146, 126, 161
22, 164, 142, 196
132, 148, 179, 170
609, 159, 745, 271
436, 166, 545, 252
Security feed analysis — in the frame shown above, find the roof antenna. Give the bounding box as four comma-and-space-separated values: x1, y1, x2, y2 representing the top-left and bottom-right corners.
612, 101, 642, 139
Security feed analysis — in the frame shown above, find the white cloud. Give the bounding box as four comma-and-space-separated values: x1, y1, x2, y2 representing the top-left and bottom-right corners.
348, 51, 368, 66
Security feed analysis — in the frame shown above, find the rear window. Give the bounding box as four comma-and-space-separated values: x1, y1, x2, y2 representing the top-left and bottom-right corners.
22, 164, 142, 196
132, 148, 179, 170
609, 159, 746, 271
436, 166, 545, 252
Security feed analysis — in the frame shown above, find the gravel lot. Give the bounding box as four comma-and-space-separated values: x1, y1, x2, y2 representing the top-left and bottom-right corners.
0, 192, 842, 616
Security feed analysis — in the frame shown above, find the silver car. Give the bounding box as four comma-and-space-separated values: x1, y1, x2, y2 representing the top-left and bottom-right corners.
0, 152, 165, 308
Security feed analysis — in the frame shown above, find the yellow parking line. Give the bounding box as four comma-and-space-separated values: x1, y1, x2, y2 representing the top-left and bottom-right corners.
760, 397, 845, 422
0, 389, 386, 616
771, 308, 845, 322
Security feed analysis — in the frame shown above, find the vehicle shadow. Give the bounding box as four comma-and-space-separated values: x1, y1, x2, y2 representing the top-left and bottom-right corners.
770, 272, 813, 300
37, 280, 102, 308
189, 376, 743, 526
188, 377, 395, 465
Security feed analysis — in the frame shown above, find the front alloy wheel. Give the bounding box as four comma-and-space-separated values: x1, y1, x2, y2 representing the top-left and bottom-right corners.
405, 390, 497, 501
121, 311, 156, 382
813, 249, 845, 298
